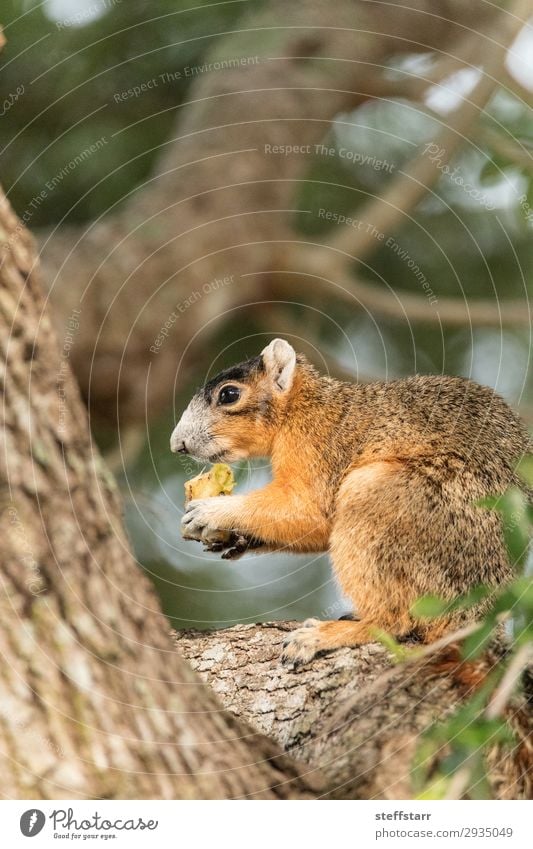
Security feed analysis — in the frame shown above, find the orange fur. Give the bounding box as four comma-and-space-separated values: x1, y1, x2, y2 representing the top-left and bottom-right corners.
196, 484, 331, 552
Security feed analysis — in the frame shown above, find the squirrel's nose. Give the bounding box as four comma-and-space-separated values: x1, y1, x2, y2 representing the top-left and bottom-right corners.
170, 425, 190, 454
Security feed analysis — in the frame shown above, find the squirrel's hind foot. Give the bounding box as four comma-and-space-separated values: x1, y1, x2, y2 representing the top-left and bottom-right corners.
281, 618, 381, 667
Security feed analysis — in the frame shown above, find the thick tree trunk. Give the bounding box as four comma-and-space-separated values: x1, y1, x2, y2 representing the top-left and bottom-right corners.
38, 0, 508, 426
0, 187, 314, 799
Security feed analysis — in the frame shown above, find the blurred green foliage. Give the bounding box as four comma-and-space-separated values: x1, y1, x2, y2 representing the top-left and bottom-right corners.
0, 0, 260, 224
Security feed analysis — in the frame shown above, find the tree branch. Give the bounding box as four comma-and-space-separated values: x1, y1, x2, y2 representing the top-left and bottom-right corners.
261, 260, 532, 327
174, 622, 531, 799
480, 126, 533, 171
324, 0, 531, 261
487, 643, 533, 720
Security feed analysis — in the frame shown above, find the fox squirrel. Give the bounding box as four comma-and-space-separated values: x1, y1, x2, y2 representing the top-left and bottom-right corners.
171, 339, 531, 664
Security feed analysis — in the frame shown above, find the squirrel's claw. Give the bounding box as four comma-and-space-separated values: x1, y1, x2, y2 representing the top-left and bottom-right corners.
281, 619, 323, 667
181, 497, 229, 543
181, 500, 204, 541
182, 498, 256, 557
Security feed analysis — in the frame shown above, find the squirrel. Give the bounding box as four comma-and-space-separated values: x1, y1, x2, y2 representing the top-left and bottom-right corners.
171, 338, 531, 665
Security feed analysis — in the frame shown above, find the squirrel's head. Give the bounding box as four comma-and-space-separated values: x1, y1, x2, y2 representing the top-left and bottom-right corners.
170, 339, 297, 462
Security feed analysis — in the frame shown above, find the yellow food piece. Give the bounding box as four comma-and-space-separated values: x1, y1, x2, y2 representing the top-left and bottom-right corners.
184, 463, 235, 503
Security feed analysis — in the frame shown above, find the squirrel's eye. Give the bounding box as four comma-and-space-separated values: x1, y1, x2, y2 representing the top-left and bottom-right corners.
218, 385, 241, 405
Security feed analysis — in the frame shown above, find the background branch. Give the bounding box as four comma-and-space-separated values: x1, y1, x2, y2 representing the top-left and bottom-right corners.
268, 259, 533, 327
324, 0, 531, 261
37, 0, 512, 426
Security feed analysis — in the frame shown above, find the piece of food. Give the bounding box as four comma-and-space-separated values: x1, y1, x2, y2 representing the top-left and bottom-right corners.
184, 462, 235, 503
183, 463, 244, 556
182, 464, 258, 559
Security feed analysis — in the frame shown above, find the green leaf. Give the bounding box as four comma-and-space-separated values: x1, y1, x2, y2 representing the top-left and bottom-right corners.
516, 455, 533, 486
477, 495, 501, 510
479, 157, 502, 185
468, 759, 493, 800
371, 628, 412, 661
494, 576, 533, 618
479, 486, 532, 569
411, 736, 441, 792
452, 584, 492, 611
416, 776, 449, 800
462, 620, 496, 660
411, 595, 450, 618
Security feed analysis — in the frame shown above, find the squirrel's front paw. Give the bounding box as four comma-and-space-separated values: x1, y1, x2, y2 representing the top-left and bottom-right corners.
181, 496, 232, 543
281, 619, 323, 667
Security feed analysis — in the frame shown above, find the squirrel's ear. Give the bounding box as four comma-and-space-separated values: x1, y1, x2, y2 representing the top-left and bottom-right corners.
261, 338, 296, 392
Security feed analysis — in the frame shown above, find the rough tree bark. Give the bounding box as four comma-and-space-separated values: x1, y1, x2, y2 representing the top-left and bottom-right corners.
38, 0, 515, 426
176, 623, 532, 800
0, 185, 315, 799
